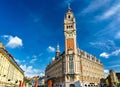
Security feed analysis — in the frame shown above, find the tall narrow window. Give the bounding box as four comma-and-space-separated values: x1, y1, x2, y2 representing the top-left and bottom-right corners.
69, 56, 74, 74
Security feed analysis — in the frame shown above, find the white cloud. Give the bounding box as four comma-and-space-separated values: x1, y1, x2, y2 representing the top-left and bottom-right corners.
81, 0, 109, 14
15, 58, 21, 64
30, 58, 37, 64
47, 46, 55, 52
14, 58, 26, 64
100, 3, 120, 20
90, 40, 117, 50
2, 35, 23, 48
115, 32, 120, 39
104, 69, 109, 78
110, 64, 120, 68
2, 35, 9, 38
111, 49, 120, 56
20, 65, 44, 77
100, 52, 109, 58
29, 53, 43, 64
90, 42, 106, 48
30, 55, 37, 63
93, 2, 120, 37
94, 17, 120, 37
100, 49, 120, 58
52, 57, 55, 61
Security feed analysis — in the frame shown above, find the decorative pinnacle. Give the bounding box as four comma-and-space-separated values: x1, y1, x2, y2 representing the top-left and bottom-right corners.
56, 43, 60, 52
68, 3, 71, 10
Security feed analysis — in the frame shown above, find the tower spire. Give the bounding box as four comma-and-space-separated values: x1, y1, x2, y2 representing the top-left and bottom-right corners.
64, 4, 76, 54
68, 3, 71, 11
56, 43, 60, 52
68, 3, 71, 9
56, 44, 60, 58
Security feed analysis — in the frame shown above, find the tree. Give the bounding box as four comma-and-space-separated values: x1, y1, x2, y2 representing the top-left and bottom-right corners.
24, 77, 32, 86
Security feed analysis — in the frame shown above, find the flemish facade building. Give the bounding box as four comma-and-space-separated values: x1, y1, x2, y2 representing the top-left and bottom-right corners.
0, 42, 24, 87
45, 6, 104, 87
105, 70, 119, 87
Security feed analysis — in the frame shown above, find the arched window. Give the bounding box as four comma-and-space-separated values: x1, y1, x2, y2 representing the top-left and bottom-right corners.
70, 84, 75, 87
68, 15, 71, 19
69, 26, 70, 28
67, 26, 68, 29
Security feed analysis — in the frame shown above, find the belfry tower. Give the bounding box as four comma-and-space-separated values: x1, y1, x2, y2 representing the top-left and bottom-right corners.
45, 4, 104, 87
64, 5, 77, 54
64, 5, 80, 86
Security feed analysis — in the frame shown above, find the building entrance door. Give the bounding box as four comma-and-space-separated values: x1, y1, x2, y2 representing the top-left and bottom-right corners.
70, 84, 75, 87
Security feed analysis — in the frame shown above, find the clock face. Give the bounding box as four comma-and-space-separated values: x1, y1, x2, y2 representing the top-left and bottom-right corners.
65, 30, 74, 34
68, 50, 73, 54
65, 31, 75, 38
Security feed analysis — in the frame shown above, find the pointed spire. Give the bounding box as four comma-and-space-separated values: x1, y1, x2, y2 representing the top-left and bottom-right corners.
56, 43, 60, 52
68, 3, 71, 10
56, 43, 60, 58
67, 3, 72, 12
0, 42, 5, 49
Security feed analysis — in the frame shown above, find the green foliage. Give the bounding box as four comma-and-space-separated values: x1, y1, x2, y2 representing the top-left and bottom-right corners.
118, 79, 120, 86
29, 83, 32, 85
24, 77, 31, 84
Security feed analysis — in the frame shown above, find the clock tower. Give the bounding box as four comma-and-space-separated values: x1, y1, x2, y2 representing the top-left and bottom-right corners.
64, 6, 77, 55
64, 5, 79, 84
45, 4, 104, 87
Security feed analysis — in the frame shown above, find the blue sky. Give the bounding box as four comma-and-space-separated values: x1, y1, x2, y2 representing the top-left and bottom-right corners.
0, 0, 120, 77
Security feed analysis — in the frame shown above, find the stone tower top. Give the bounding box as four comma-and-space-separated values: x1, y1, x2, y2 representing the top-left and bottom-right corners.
64, 6, 77, 54
0, 42, 3, 47
0, 42, 5, 49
